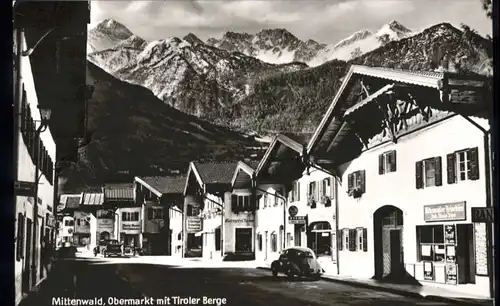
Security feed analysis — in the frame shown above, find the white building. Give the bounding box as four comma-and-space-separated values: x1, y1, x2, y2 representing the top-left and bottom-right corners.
306, 65, 494, 298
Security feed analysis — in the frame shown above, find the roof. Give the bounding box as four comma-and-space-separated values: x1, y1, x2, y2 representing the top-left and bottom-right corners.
135, 175, 186, 197
255, 134, 303, 177
307, 64, 491, 154
231, 161, 257, 187
193, 161, 239, 185
81, 193, 104, 206
104, 183, 134, 201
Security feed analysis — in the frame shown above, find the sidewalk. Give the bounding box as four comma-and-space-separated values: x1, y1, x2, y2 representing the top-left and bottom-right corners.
256, 262, 493, 306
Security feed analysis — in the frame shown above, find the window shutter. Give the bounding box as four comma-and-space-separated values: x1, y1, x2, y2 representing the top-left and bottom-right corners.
349, 229, 356, 251
468, 147, 480, 180
16, 213, 23, 261
289, 184, 294, 202
446, 153, 457, 184
122, 212, 126, 221
435, 156, 442, 186
415, 161, 423, 189
378, 154, 384, 174
319, 181, 324, 202
338, 230, 343, 251
358, 170, 366, 193
315, 181, 320, 201
231, 194, 237, 211
362, 228, 368, 252
390, 151, 397, 172
147, 208, 153, 219
348, 173, 353, 191
297, 182, 300, 201
330, 177, 335, 198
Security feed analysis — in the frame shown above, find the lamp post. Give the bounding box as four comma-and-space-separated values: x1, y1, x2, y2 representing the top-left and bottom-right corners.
32, 107, 51, 285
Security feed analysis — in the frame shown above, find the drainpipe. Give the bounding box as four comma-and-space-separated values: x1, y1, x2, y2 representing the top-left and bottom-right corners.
14, 28, 23, 183
459, 115, 494, 299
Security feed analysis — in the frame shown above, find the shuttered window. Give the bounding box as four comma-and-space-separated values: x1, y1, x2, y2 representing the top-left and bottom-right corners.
416, 157, 442, 189
356, 227, 368, 252
379, 150, 397, 174
347, 170, 366, 196
16, 213, 25, 261
348, 229, 356, 251
447, 147, 480, 183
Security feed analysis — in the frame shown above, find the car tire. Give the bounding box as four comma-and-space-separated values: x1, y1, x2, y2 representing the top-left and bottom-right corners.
272, 268, 278, 277
314, 273, 321, 280
286, 269, 294, 280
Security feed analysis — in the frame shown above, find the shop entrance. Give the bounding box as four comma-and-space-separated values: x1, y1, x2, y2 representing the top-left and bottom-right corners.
294, 224, 304, 247
235, 228, 252, 252
308, 221, 332, 257
373, 205, 404, 279
456, 224, 475, 284
100, 231, 110, 241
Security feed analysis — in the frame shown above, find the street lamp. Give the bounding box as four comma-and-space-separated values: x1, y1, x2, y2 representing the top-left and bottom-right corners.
32, 106, 51, 284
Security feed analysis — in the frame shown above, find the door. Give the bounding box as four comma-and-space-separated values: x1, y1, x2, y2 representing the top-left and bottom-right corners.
294, 225, 301, 246
235, 228, 252, 252
23, 218, 32, 293
456, 224, 475, 284
390, 230, 403, 275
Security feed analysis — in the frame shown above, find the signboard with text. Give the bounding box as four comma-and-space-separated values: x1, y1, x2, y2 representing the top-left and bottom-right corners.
471, 207, 494, 223
289, 216, 307, 224
14, 181, 36, 197
423, 202, 466, 222
122, 223, 141, 233
187, 217, 202, 233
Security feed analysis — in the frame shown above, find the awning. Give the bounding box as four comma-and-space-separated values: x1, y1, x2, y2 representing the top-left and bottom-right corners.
344, 84, 395, 118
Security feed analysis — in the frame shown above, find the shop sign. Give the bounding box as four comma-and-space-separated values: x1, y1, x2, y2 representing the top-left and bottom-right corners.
289, 216, 306, 224
423, 261, 434, 281
445, 264, 458, 285
187, 217, 202, 233
423, 202, 466, 222
471, 207, 494, 223
122, 223, 141, 231
444, 225, 456, 244
225, 218, 254, 223
474, 223, 488, 276
14, 181, 36, 197
288, 205, 298, 217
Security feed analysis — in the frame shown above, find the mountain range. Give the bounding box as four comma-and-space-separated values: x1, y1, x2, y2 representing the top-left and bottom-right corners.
65, 18, 493, 191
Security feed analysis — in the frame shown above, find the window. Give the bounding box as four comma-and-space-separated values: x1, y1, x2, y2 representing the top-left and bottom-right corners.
187, 204, 200, 217
64, 219, 74, 226
231, 194, 252, 212
416, 157, 442, 189
347, 170, 366, 197
148, 207, 163, 220
122, 212, 139, 221
263, 194, 268, 208
356, 228, 368, 252
447, 147, 480, 184
417, 225, 446, 262
320, 178, 333, 206
270, 232, 277, 252
379, 150, 397, 174
342, 229, 349, 250
290, 181, 300, 202
97, 210, 113, 219
257, 233, 262, 251
307, 181, 318, 208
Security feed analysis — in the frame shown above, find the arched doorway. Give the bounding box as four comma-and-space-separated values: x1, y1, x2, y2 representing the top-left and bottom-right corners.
308, 221, 332, 257
373, 206, 404, 280
100, 231, 110, 241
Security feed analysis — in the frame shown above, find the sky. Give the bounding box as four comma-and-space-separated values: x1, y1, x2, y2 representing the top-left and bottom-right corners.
90, 0, 492, 44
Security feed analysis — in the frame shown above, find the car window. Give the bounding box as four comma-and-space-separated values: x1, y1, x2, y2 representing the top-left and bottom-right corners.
305, 251, 314, 258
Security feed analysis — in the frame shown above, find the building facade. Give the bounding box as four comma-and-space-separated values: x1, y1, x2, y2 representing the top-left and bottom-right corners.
307, 65, 493, 297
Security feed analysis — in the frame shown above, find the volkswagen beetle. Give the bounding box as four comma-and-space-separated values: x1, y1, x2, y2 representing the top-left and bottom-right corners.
271, 247, 325, 280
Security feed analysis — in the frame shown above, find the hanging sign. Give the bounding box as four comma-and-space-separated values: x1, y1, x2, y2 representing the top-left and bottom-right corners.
444, 225, 456, 244
423, 261, 434, 281
445, 264, 458, 285
288, 205, 298, 217
289, 216, 306, 224
471, 207, 494, 223
14, 181, 36, 197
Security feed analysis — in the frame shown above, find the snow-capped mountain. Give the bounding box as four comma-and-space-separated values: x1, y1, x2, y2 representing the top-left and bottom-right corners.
207, 28, 326, 64
87, 19, 306, 121
87, 18, 134, 53
208, 20, 413, 66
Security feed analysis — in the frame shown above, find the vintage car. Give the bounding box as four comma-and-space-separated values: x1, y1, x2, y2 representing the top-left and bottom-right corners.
271, 247, 325, 280
102, 239, 123, 257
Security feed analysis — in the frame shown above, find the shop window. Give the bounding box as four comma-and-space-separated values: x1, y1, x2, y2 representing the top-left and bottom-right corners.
347, 170, 366, 198
417, 225, 446, 262
447, 147, 480, 184
270, 232, 277, 252
257, 233, 262, 251
356, 228, 368, 252
379, 150, 397, 174
415, 157, 442, 189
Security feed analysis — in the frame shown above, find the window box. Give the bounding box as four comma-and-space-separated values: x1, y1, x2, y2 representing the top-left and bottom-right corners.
347, 170, 366, 198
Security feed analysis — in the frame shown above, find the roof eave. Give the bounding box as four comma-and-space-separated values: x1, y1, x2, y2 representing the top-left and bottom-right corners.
134, 176, 163, 198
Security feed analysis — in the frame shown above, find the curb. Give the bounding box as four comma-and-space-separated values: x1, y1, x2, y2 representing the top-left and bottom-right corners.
256, 267, 491, 306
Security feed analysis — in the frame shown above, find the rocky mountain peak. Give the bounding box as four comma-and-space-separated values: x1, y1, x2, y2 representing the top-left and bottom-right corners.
387, 20, 411, 33
256, 28, 298, 42
183, 33, 204, 46
94, 18, 133, 39
222, 31, 253, 41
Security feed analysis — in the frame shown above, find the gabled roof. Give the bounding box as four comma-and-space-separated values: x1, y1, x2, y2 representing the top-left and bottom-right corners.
184, 161, 239, 195
231, 160, 258, 187
135, 175, 186, 197
307, 64, 491, 154
255, 134, 303, 177
103, 183, 134, 201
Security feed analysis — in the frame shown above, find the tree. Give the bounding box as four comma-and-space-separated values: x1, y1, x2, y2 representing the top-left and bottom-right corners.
350, 47, 363, 60
481, 0, 492, 18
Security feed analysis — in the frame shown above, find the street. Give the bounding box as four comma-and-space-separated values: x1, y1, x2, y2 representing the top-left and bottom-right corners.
20, 257, 481, 306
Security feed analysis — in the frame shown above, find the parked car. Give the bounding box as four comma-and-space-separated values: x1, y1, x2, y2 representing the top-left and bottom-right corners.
56, 242, 77, 259
103, 239, 123, 257
271, 247, 325, 280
